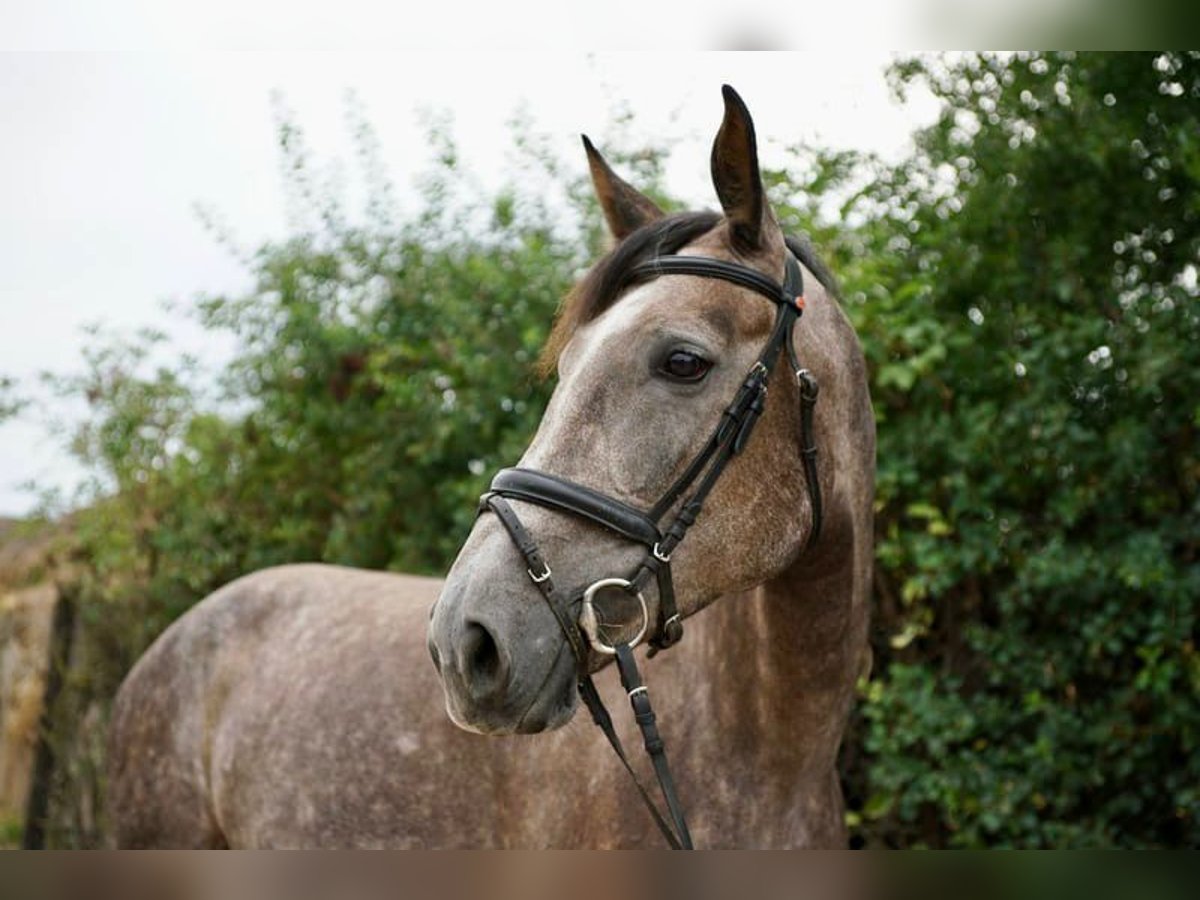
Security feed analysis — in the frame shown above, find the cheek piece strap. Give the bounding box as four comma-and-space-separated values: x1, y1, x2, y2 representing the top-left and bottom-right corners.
476, 248, 822, 850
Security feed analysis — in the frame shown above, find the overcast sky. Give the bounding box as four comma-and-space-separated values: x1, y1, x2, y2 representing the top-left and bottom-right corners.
0, 49, 941, 516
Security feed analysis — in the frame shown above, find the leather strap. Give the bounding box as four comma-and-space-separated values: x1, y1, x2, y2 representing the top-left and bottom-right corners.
795, 368, 822, 548
614, 643, 692, 849
490, 468, 662, 546
629, 255, 793, 307
577, 677, 687, 849
482, 494, 589, 672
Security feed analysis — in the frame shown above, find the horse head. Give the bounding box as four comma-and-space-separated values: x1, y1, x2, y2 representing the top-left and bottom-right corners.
429, 86, 827, 736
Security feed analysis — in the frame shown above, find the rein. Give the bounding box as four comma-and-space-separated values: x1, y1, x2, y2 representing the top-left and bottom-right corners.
478, 246, 822, 849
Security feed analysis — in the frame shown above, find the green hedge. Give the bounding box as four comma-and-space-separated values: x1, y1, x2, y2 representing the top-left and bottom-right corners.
844, 52, 1199, 847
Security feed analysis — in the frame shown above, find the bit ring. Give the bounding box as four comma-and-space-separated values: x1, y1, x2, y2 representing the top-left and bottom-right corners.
578, 577, 649, 655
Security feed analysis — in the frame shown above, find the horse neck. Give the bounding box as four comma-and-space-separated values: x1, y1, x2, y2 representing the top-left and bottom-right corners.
701, 442, 873, 779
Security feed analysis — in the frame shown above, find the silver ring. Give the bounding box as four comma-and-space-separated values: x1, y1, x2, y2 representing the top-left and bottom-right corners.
578, 577, 649, 656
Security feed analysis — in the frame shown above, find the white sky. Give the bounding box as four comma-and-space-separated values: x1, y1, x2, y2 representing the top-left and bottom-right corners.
3, 2, 933, 52
0, 44, 941, 516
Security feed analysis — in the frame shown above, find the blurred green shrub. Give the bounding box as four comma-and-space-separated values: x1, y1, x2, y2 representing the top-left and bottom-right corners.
28, 53, 1200, 847
831, 51, 1199, 847
0, 376, 24, 423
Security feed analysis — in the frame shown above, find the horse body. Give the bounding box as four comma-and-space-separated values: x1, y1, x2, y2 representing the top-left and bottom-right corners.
110, 549, 865, 847
109, 86, 875, 848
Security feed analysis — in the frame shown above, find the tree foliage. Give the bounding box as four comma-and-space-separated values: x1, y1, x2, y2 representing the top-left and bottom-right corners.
0, 375, 24, 423
27, 53, 1199, 847
836, 51, 1199, 847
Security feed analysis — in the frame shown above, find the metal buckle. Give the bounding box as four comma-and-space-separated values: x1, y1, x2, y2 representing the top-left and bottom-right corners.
652, 542, 671, 563
578, 577, 649, 656
796, 368, 819, 401
527, 562, 552, 584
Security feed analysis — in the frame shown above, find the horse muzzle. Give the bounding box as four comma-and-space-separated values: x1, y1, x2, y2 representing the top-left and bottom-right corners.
428, 582, 580, 735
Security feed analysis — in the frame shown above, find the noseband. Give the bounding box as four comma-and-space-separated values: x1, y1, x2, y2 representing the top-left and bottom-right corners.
477, 244, 823, 849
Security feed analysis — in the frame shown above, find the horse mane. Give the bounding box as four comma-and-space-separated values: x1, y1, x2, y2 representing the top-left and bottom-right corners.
538, 211, 840, 376
538, 212, 719, 374
784, 233, 841, 303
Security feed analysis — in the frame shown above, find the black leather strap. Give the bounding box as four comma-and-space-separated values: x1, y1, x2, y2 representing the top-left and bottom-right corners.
482, 494, 589, 672
629, 255, 792, 308
615, 643, 692, 849
490, 468, 661, 547
577, 677, 687, 850
795, 368, 822, 548
632, 553, 681, 656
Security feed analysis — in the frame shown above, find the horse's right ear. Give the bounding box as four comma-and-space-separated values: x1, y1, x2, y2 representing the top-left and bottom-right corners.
582, 135, 665, 241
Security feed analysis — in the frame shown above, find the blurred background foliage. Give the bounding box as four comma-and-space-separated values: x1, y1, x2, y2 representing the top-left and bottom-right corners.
11, 52, 1198, 847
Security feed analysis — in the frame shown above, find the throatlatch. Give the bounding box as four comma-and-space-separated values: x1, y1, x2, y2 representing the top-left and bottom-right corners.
478, 244, 823, 850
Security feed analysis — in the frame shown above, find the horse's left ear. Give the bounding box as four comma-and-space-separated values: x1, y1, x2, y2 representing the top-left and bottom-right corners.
711, 85, 773, 254
582, 135, 665, 241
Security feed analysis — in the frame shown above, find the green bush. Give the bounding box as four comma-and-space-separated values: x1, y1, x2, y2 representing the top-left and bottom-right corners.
839, 51, 1200, 847
26, 54, 1199, 847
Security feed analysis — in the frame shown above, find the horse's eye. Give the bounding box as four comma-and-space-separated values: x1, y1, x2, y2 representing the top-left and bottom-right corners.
660, 350, 712, 382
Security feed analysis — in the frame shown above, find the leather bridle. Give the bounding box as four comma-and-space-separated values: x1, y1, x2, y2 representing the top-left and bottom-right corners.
477, 243, 823, 849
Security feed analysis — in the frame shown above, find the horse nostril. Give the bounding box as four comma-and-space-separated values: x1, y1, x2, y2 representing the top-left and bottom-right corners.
428, 636, 442, 672
461, 620, 508, 694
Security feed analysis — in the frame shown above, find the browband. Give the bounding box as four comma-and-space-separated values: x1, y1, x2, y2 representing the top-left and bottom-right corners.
628, 254, 805, 310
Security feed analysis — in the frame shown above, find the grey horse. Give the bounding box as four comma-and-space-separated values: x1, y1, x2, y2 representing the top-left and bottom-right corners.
108, 86, 874, 848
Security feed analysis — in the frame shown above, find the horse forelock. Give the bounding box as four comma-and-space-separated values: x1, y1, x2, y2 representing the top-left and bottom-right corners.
538, 211, 719, 375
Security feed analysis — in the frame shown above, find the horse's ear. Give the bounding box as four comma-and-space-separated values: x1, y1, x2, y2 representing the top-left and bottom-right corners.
710, 84, 771, 253
582, 135, 665, 241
